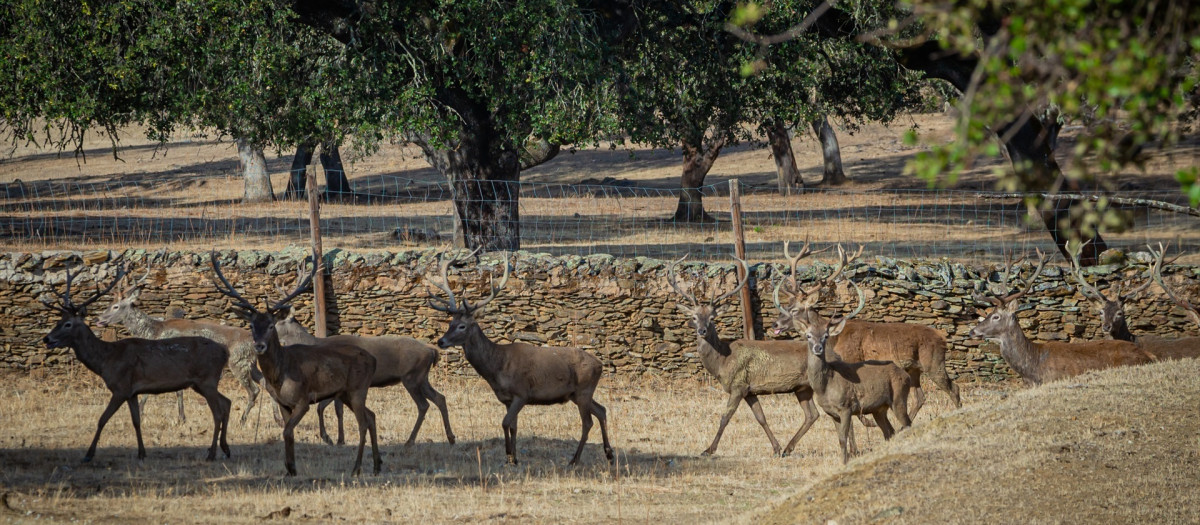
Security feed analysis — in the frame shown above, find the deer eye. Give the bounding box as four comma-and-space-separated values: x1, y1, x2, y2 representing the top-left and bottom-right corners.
63, 321, 72, 328
456, 324, 466, 331
991, 314, 1000, 321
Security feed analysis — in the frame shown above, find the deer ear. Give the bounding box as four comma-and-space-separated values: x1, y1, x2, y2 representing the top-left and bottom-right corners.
1002, 299, 1021, 313
829, 319, 848, 337
799, 293, 820, 310
676, 303, 695, 316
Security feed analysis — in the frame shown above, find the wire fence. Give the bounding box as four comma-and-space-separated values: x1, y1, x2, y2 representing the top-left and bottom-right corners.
2, 169, 1197, 263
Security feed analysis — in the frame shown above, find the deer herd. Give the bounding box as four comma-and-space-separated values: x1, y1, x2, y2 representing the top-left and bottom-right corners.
36, 240, 1200, 475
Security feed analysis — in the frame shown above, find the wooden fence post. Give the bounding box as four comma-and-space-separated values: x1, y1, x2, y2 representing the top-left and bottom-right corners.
306, 167, 328, 337
729, 179, 755, 340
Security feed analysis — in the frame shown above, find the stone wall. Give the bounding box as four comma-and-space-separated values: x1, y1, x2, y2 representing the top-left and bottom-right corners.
3, 248, 1198, 382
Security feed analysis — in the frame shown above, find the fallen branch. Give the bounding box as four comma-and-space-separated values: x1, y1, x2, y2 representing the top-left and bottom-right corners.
975, 193, 1200, 217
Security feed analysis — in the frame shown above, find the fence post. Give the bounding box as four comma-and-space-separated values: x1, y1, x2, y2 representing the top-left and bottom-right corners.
306, 168, 328, 337
729, 179, 755, 340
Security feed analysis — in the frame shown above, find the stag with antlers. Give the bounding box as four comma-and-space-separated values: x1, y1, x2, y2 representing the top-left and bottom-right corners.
970, 249, 1157, 386
427, 249, 613, 466
666, 254, 821, 457
772, 240, 960, 420
42, 265, 231, 463
96, 266, 266, 425
210, 252, 380, 476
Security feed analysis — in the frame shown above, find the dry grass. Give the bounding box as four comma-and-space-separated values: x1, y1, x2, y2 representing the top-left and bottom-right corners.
0, 363, 975, 524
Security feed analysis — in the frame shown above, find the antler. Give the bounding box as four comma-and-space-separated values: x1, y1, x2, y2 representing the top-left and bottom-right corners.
823, 244, 865, 288
666, 254, 699, 307
425, 248, 481, 313
710, 257, 750, 305
75, 264, 126, 314
1148, 242, 1200, 326
470, 252, 512, 311
999, 248, 1048, 306
209, 251, 257, 314
270, 258, 316, 315
1067, 240, 1107, 303
828, 280, 866, 327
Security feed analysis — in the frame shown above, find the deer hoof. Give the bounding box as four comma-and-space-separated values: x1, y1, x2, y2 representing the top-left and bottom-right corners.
81, 456, 93, 464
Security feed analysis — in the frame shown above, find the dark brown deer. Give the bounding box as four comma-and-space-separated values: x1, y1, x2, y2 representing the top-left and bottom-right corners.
427, 250, 614, 466
210, 252, 380, 476
96, 267, 266, 424
772, 241, 960, 419
666, 255, 821, 457
41, 265, 231, 463
274, 315, 456, 447
784, 278, 913, 464
969, 249, 1157, 386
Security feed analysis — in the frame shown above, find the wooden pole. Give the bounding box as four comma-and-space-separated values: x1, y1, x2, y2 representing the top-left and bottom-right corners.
729, 179, 755, 340
306, 167, 328, 337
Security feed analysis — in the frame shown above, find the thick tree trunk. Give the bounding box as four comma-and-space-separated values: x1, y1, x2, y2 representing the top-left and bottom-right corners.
285, 141, 314, 200
812, 116, 847, 186
897, 41, 1106, 264
674, 135, 726, 223
766, 119, 803, 194
416, 89, 521, 251
286, 141, 354, 200
237, 138, 275, 203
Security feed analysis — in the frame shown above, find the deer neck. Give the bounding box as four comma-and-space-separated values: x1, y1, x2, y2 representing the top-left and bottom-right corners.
806, 347, 833, 396
254, 335, 289, 386
122, 307, 163, 339
67, 326, 115, 377
994, 324, 1046, 384
696, 323, 732, 379
461, 324, 506, 382
1110, 321, 1136, 343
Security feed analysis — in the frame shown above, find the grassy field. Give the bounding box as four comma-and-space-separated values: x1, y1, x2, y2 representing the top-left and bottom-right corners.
0, 363, 974, 524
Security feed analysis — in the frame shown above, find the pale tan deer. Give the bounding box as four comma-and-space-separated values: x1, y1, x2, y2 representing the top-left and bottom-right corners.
210, 252, 380, 477
666, 254, 821, 457
784, 278, 913, 464
41, 265, 231, 464
427, 250, 613, 466
772, 241, 960, 419
969, 249, 1157, 386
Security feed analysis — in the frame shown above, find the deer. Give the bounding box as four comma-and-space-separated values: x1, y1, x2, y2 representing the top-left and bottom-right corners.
210, 252, 381, 476
1142, 242, 1200, 360
1065, 241, 1156, 343
41, 265, 231, 463
273, 314, 456, 447
665, 254, 821, 457
771, 240, 960, 421
781, 273, 913, 464
969, 249, 1158, 386
427, 249, 614, 466
95, 267, 267, 425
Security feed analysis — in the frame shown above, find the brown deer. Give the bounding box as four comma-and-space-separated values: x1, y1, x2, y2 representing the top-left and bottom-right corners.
427, 250, 614, 466
41, 265, 231, 463
771, 241, 960, 419
1143, 243, 1200, 360
782, 277, 913, 464
274, 315, 456, 447
1065, 241, 1155, 343
969, 249, 1157, 386
96, 267, 266, 425
666, 255, 821, 457
210, 252, 380, 476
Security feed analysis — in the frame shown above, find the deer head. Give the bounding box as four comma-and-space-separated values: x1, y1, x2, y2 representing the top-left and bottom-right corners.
771, 240, 856, 336
210, 251, 315, 354
95, 267, 152, 328
969, 249, 1048, 341
666, 254, 749, 339
1148, 242, 1199, 329
1066, 241, 1154, 337
427, 249, 510, 349
789, 280, 866, 357
42, 265, 127, 349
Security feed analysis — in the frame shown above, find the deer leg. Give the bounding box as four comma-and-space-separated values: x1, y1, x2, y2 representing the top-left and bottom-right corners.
421, 380, 455, 444
744, 394, 782, 456
837, 411, 854, 464
345, 393, 377, 476
703, 389, 746, 456
281, 401, 310, 477
195, 384, 231, 460
334, 400, 346, 445
175, 391, 187, 423
236, 366, 260, 425
569, 400, 594, 466
892, 387, 912, 431
83, 393, 126, 463
316, 399, 335, 446
403, 381, 429, 447
126, 396, 146, 461
929, 368, 962, 409
591, 400, 615, 463
502, 399, 527, 465
907, 368, 927, 421
782, 393, 820, 456
872, 410, 896, 440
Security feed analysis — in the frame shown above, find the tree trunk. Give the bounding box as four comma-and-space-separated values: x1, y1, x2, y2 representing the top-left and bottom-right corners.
237, 138, 275, 203
674, 135, 726, 223
285, 141, 315, 200
766, 119, 803, 194
897, 41, 1106, 264
319, 143, 354, 198
415, 89, 521, 251
812, 116, 847, 186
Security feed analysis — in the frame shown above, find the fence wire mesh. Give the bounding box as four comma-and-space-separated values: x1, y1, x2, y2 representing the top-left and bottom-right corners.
2, 169, 1197, 263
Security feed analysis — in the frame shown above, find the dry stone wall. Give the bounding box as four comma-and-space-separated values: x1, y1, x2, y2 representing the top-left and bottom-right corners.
3, 248, 1198, 383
